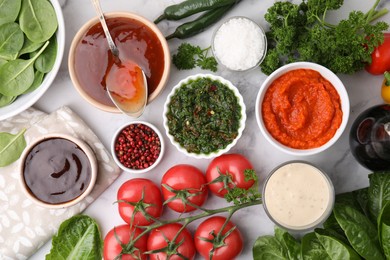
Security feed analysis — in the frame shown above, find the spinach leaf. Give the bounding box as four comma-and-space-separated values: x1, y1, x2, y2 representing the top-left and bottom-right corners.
0, 0, 21, 26
46, 215, 103, 260
0, 94, 16, 107
0, 41, 48, 96
301, 232, 331, 260
378, 201, 390, 258
0, 128, 26, 167
19, 0, 57, 43
0, 22, 24, 60
368, 172, 390, 222
24, 70, 44, 93
34, 36, 56, 73
19, 36, 44, 56
333, 204, 384, 260
315, 229, 361, 260
0, 58, 7, 67
253, 235, 289, 260
275, 227, 301, 260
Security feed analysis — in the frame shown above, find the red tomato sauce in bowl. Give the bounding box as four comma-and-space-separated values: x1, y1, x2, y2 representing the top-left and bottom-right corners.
262, 69, 343, 149
73, 17, 165, 108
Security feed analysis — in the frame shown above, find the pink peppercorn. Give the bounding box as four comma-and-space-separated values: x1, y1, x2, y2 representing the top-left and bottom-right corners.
114, 123, 161, 170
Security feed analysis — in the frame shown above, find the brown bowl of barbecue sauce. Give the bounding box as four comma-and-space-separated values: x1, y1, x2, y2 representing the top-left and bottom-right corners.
19, 134, 98, 209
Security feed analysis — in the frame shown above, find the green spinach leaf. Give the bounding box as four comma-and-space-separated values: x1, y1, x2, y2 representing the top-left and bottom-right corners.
378, 201, 390, 258
24, 70, 44, 93
301, 232, 331, 260
315, 229, 361, 260
0, 128, 26, 167
368, 172, 390, 222
0, 0, 21, 26
0, 58, 7, 67
333, 204, 384, 260
19, 36, 44, 56
19, 0, 57, 43
34, 36, 56, 73
275, 227, 301, 260
253, 235, 289, 260
46, 215, 103, 260
0, 41, 48, 96
0, 22, 24, 60
0, 94, 16, 107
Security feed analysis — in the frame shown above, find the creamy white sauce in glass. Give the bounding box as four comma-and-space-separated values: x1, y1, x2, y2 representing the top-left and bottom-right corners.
263, 161, 334, 231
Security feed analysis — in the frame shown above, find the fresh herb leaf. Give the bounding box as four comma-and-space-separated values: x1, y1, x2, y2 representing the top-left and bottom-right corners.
261, 0, 389, 74
0, 128, 26, 167
172, 42, 218, 72
46, 215, 103, 260
253, 235, 289, 260
368, 172, 390, 222
301, 232, 331, 260
378, 201, 390, 258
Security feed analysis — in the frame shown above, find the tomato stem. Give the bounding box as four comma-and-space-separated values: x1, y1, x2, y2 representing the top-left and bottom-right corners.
385, 71, 390, 86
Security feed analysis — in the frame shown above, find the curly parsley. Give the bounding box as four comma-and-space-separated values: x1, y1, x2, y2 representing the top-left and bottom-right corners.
261, 0, 389, 75
172, 43, 218, 72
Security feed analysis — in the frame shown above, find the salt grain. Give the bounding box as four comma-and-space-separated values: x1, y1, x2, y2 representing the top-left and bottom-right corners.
213, 17, 266, 71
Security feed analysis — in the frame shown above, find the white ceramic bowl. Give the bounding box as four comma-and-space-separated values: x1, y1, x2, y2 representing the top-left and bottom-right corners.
0, 0, 65, 121
163, 74, 246, 159
111, 121, 165, 174
19, 133, 97, 209
255, 62, 350, 156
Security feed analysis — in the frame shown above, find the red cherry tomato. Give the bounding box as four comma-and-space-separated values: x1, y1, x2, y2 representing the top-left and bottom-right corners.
366, 32, 390, 75
195, 216, 243, 260
206, 154, 255, 197
103, 224, 148, 260
147, 223, 196, 260
161, 164, 208, 212
117, 178, 163, 226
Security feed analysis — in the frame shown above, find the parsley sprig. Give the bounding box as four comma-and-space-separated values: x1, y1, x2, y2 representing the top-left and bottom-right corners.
261, 0, 389, 75
172, 43, 218, 72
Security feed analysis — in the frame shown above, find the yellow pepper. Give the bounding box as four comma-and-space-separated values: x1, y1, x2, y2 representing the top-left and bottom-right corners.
381, 71, 390, 103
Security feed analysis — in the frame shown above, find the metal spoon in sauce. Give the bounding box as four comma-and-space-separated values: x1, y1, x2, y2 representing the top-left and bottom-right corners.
90, 0, 148, 118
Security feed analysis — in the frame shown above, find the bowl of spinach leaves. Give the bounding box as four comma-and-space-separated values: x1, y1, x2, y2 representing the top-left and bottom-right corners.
0, 0, 65, 121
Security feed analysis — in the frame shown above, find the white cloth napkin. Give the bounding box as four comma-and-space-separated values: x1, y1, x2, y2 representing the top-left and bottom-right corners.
0, 106, 121, 259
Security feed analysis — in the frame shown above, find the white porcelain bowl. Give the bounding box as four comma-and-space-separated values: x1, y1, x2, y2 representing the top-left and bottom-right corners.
0, 0, 65, 121
255, 62, 350, 156
163, 74, 246, 159
19, 133, 97, 209
111, 121, 165, 174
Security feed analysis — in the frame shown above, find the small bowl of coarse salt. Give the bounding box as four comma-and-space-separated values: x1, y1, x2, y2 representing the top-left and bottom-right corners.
212, 16, 267, 72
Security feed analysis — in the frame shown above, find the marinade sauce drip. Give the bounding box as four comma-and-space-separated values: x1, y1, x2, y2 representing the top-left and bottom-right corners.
23, 138, 92, 204
74, 17, 165, 107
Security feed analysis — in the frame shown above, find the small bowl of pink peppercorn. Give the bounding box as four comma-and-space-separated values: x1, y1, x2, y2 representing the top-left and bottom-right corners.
111, 121, 164, 174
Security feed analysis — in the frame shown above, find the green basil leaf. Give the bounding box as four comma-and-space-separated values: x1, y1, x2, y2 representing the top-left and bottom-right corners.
301, 232, 331, 260
19, 0, 57, 43
378, 201, 390, 258
0, 41, 48, 96
274, 227, 301, 260
19, 36, 44, 56
34, 36, 57, 73
368, 172, 390, 222
333, 204, 384, 260
0, 22, 24, 60
315, 228, 361, 260
0, 0, 21, 26
0, 128, 26, 167
24, 70, 44, 93
0, 93, 16, 107
253, 235, 289, 260
46, 215, 103, 260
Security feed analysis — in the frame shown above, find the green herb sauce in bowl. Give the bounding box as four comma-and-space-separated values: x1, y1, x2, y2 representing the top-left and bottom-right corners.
163, 74, 246, 159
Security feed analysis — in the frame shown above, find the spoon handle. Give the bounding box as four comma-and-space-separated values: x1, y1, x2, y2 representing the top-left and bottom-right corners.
90, 0, 119, 57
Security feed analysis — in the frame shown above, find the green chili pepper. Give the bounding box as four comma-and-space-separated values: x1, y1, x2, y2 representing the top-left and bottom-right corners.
165, 2, 238, 40
155, 0, 239, 24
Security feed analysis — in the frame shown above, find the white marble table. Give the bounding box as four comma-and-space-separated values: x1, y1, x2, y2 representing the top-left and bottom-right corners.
30, 0, 390, 259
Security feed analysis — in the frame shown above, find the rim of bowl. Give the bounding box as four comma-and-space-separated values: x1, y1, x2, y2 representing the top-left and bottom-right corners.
68, 12, 171, 113
262, 160, 335, 232
111, 121, 165, 174
163, 73, 247, 159
19, 133, 98, 209
211, 16, 267, 72
255, 62, 350, 156
0, 0, 65, 121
